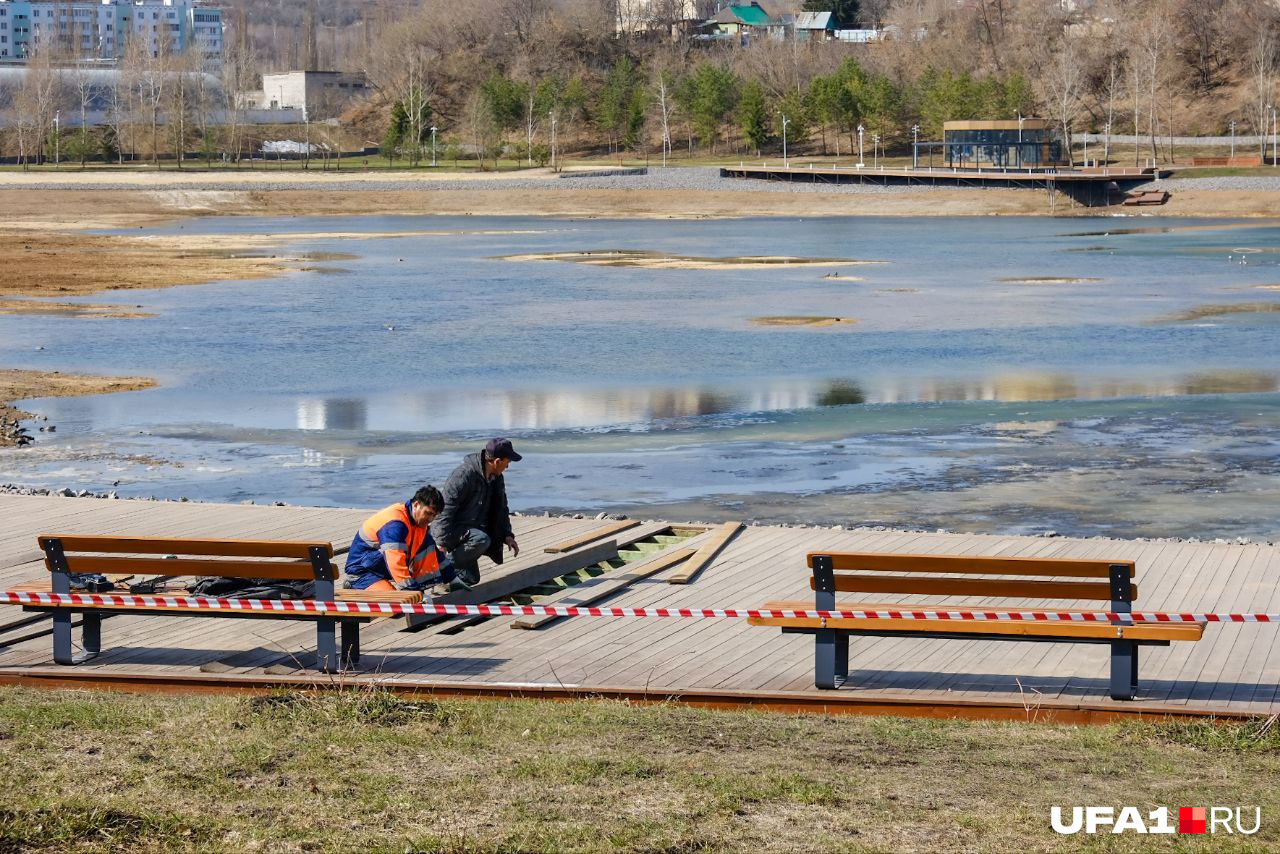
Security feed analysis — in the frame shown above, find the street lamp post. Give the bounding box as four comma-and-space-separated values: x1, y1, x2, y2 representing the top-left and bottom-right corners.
53, 110, 60, 168
1272, 106, 1278, 167
856, 123, 864, 167
1229, 120, 1235, 159
781, 114, 790, 167
873, 134, 880, 168
911, 124, 919, 169
430, 126, 437, 167
1017, 113, 1025, 168
549, 113, 558, 171
1082, 134, 1088, 168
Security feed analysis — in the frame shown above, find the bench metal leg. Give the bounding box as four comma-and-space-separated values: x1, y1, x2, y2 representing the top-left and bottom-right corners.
815, 629, 848, 689
340, 620, 360, 668
316, 617, 338, 673
53, 611, 74, 665
1131, 643, 1140, 694
81, 612, 101, 659
1110, 640, 1137, 700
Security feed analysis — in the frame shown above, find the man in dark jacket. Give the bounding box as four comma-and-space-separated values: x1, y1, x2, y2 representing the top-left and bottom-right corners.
431, 438, 522, 586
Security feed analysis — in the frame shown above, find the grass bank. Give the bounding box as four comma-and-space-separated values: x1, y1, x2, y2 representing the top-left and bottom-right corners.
0, 686, 1277, 851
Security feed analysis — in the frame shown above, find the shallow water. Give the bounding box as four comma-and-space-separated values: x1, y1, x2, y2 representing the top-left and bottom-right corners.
3, 214, 1279, 538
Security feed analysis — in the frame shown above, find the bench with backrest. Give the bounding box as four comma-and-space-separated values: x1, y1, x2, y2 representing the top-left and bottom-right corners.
14, 534, 421, 672
748, 552, 1206, 700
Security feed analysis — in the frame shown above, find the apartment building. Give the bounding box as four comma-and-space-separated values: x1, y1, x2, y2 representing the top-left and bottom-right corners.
0, 0, 223, 72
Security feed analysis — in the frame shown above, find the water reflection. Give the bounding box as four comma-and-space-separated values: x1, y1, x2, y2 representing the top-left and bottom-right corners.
296, 398, 368, 431
278, 371, 1280, 434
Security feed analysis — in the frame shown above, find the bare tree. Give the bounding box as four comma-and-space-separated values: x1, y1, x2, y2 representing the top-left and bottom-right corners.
652, 62, 676, 166
1040, 31, 1083, 164
16, 47, 62, 165
1248, 23, 1276, 158
1126, 3, 1174, 165
220, 7, 256, 164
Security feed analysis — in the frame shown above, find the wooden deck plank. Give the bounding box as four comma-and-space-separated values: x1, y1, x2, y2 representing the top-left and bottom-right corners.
1163, 543, 1249, 705
1231, 548, 1280, 708
510, 546, 699, 630
665, 522, 744, 584
0, 496, 1277, 715
1206, 546, 1275, 706
610, 527, 858, 690
543, 520, 641, 553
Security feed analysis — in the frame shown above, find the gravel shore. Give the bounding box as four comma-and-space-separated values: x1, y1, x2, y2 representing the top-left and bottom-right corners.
7, 166, 943, 195
1153, 175, 1280, 191
10, 167, 1280, 196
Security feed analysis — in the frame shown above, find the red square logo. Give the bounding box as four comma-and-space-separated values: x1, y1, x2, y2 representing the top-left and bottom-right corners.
1180, 807, 1206, 834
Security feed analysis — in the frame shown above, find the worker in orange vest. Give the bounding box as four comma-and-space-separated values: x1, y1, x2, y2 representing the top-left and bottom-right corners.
344, 485, 451, 592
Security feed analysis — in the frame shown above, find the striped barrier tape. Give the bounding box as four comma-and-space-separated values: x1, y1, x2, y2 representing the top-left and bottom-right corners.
1, 590, 1277, 623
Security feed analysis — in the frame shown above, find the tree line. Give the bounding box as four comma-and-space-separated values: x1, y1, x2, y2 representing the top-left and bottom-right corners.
3, 0, 1279, 166
365, 0, 1280, 167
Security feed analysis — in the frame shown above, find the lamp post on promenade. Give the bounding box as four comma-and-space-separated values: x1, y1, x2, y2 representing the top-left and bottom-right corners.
550, 113, 558, 171
781, 114, 790, 167
1017, 113, 1025, 168
856, 123, 864, 167
1229, 120, 1235, 159
53, 110, 60, 168
1272, 105, 1278, 167
911, 124, 919, 169
430, 126, 437, 167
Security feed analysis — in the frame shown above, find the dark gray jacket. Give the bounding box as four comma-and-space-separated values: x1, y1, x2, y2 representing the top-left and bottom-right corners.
430, 452, 513, 564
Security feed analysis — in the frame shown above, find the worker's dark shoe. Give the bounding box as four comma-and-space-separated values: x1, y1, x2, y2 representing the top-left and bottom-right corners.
455, 563, 480, 587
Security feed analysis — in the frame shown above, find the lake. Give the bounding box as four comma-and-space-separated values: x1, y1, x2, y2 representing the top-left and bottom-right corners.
3, 214, 1279, 539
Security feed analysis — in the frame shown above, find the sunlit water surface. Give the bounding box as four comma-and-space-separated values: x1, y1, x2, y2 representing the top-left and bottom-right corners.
3, 214, 1279, 539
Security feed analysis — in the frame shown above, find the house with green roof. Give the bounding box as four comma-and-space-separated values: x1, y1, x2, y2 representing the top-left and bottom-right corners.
698, 2, 774, 43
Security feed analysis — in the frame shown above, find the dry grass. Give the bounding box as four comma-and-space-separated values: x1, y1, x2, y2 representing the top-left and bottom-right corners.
0, 686, 1277, 852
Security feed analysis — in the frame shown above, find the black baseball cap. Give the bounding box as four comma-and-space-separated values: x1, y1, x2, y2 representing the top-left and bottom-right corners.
485, 437, 523, 462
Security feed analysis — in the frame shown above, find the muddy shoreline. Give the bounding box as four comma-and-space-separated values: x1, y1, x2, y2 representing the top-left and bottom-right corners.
0, 369, 154, 447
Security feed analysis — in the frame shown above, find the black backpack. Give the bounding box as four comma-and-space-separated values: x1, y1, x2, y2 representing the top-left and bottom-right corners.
186, 576, 316, 600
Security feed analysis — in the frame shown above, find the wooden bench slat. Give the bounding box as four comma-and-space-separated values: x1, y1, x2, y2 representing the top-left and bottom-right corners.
747, 613, 1204, 642
13, 579, 418, 614
750, 600, 1205, 642
38, 535, 331, 560
57, 555, 335, 582
815, 575, 1133, 601
807, 552, 1135, 578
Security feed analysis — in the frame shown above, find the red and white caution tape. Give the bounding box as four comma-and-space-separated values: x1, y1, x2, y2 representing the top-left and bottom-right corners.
1, 590, 1277, 623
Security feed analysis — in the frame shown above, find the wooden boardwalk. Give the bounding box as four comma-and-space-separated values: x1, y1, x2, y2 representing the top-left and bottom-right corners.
2, 494, 1278, 719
